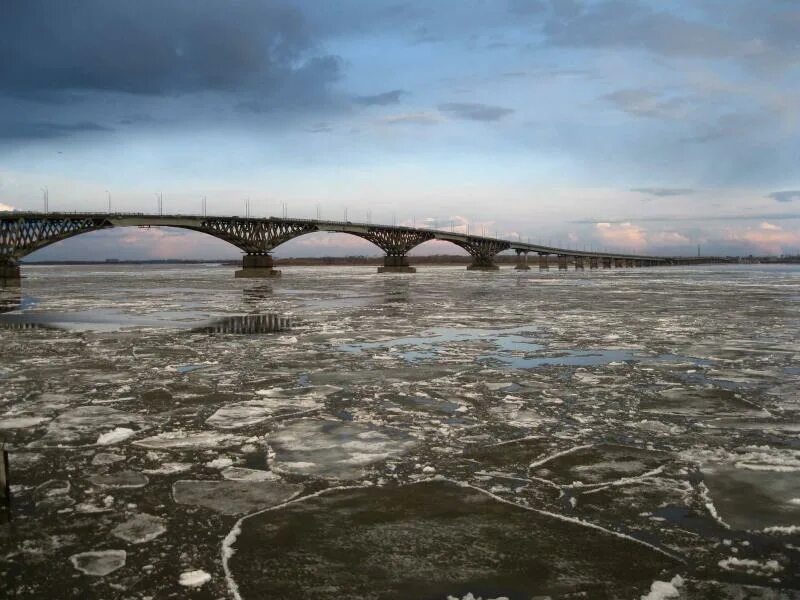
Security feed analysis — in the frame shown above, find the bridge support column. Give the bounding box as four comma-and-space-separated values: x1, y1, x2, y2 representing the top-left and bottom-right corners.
626, 259, 635, 268
235, 254, 281, 278
557, 254, 568, 270
0, 260, 21, 288
467, 256, 500, 271
378, 255, 416, 273
574, 256, 584, 270
589, 257, 599, 269
514, 250, 530, 270
602, 257, 612, 268
538, 253, 549, 269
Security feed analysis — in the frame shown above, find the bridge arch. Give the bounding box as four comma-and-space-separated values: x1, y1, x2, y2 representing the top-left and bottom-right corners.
1, 212, 676, 285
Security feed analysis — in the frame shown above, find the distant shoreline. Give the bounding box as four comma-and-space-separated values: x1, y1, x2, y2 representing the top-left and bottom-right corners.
19, 255, 800, 266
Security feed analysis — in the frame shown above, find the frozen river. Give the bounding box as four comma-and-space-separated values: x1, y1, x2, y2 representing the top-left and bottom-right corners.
1, 263, 799, 599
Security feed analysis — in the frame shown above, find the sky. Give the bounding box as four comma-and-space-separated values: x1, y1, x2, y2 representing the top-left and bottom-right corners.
1, 0, 799, 260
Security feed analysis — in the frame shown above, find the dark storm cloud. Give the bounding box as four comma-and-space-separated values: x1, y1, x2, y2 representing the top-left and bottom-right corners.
438, 102, 514, 121
354, 90, 407, 106
542, 0, 800, 72
543, 1, 739, 59
767, 191, 800, 203
631, 188, 695, 197
0, 0, 339, 98
0, 121, 112, 140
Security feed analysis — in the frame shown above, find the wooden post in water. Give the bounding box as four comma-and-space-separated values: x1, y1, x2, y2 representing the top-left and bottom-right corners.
0, 445, 9, 505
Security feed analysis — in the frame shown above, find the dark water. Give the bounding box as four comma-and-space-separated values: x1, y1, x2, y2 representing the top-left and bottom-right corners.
1, 263, 799, 599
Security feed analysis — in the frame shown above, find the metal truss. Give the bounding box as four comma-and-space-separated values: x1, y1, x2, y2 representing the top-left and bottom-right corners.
0, 215, 108, 262
450, 236, 511, 266
198, 218, 319, 254
351, 227, 435, 256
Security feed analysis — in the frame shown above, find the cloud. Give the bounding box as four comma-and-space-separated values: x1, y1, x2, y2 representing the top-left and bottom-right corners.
377, 112, 441, 126
603, 89, 691, 120
682, 112, 771, 144
0, 1, 340, 98
735, 222, 800, 254
544, 1, 742, 60
594, 221, 647, 250
0, 203, 15, 212
354, 90, 406, 106
0, 121, 112, 140
767, 190, 800, 203
631, 187, 694, 197
438, 102, 514, 122
649, 230, 690, 245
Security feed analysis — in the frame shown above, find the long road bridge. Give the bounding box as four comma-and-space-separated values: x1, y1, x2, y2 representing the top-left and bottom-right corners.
0, 212, 730, 284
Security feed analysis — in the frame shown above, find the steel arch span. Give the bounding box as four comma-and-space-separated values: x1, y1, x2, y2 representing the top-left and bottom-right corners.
1, 211, 728, 284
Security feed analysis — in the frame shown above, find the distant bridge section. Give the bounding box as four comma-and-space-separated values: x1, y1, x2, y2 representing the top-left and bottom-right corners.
0, 212, 732, 284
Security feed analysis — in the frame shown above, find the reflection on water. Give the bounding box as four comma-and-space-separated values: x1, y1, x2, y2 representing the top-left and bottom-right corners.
193, 313, 291, 334
0, 290, 23, 314
242, 284, 273, 305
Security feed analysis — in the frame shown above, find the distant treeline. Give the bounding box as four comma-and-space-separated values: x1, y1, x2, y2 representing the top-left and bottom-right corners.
23, 254, 800, 266
24, 255, 491, 266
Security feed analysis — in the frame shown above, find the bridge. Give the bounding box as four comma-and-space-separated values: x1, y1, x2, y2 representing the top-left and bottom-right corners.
0, 212, 729, 285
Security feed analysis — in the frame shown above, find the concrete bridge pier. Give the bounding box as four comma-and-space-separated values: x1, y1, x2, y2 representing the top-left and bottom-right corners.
602, 257, 612, 269
467, 256, 500, 271
557, 254, 568, 270
589, 257, 599, 269
0, 260, 21, 288
538, 253, 549, 269
574, 256, 584, 270
378, 255, 416, 273
514, 249, 531, 270
235, 254, 281, 278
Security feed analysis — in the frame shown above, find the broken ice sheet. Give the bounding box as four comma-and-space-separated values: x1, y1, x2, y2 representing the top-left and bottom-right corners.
29, 406, 157, 446
205, 386, 334, 429
172, 480, 301, 515
267, 418, 418, 480
701, 462, 800, 531
530, 444, 669, 486
225, 480, 676, 599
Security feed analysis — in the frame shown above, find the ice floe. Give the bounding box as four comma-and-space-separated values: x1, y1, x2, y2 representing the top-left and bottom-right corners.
96, 427, 135, 445
89, 471, 149, 489
29, 406, 155, 446
69, 550, 126, 576
173, 479, 301, 515
267, 418, 417, 480
640, 574, 684, 599
179, 569, 211, 587
134, 430, 244, 450
111, 513, 166, 544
